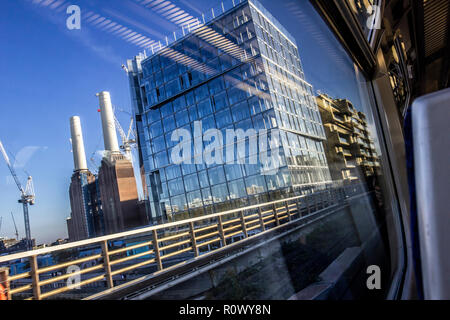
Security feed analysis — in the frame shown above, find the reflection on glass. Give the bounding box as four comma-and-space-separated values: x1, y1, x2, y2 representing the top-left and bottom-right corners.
128, 0, 400, 300
346, 0, 379, 40
0, 0, 403, 301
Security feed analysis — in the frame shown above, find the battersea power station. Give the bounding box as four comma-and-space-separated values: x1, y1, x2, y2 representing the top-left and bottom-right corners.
66, 92, 148, 241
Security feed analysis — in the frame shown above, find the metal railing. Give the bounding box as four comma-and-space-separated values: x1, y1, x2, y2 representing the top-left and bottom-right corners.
0, 183, 361, 300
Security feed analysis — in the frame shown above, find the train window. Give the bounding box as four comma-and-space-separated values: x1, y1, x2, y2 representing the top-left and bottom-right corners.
0, 0, 405, 301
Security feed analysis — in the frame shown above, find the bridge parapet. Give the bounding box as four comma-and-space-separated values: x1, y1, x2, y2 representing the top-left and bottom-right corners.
0, 182, 365, 300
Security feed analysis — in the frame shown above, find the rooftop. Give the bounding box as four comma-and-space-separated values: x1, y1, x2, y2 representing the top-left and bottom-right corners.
138, 0, 296, 63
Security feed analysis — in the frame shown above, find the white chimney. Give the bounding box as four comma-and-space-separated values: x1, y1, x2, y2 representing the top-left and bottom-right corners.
96, 91, 120, 154
69, 116, 88, 172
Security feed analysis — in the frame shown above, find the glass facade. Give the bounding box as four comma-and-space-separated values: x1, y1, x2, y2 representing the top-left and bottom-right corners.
128, 0, 331, 223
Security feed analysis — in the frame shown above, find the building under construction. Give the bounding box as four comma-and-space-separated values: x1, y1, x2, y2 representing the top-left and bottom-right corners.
67, 92, 148, 242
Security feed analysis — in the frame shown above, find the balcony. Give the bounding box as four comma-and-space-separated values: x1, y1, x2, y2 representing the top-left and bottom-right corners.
338, 134, 350, 145
332, 113, 346, 123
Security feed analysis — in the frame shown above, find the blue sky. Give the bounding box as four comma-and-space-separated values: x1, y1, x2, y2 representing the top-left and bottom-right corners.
0, 0, 366, 244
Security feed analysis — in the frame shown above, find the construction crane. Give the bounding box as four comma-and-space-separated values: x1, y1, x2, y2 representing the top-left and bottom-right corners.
11, 212, 19, 240
112, 107, 137, 161
0, 140, 35, 250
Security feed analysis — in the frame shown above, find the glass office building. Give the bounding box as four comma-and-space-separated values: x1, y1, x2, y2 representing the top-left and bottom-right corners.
127, 0, 332, 223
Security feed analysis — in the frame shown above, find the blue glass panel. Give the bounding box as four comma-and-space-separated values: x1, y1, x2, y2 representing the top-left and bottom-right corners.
152, 135, 166, 153
187, 190, 203, 209
160, 102, 174, 118
162, 116, 175, 133
231, 100, 250, 122
160, 181, 169, 198
228, 179, 247, 199
244, 175, 267, 195
211, 183, 228, 203
191, 70, 205, 85
142, 62, 152, 78
228, 86, 246, 105
156, 86, 166, 101
198, 170, 209, 188
180, 73, 190, 89
248, 96, 262, 115
165, 78, 181, 98
234, 118, 253, 131
151, 56, 160, 72
184, 173, 200, 192
213, 91, 229, 111
201, 187, 213, 205
160, 55, 172, 68
159, 167, 166, 182
164, 63, 178, 82
147, 91, 157, 106
220, 55, 232, 71
208, 77, 225, 95
252, 114, 264, 130
173, 96, 186, 112
188, 105, 198, 122
202, 115, 216, 132
168, 178, 184, 196
224, 164, 243, 181
147, 109, 161, 124
175, 110, 189, 127
195, 84, 210, 102
166, 165, 182, 180
186, 91, 195, 106
215, 108, 233, 128
208, 166, 226, 185
155, 150, 169, 167
149, 121, 163, 138
171, 194, 187, 212
208, 57, 220, 72
155, 71, 163, 87
197, 98, 213, 118
166, 132, 178, 149
182, 163, 196, 175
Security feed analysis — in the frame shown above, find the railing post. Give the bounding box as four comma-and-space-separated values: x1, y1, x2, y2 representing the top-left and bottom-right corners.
273, 204, 280, 226
0, 267, 11, 300
30, 255, 41, 300
287, 201, 292, 222
258, 207, 265, 231
101, 241, 114, 289
240, 211, 248, 238
321, 192, 324, 208
218, 216, 226, 247
152, 230, 163, 271
306, 195, 311, 214
296, 199, 302, 218
189, 222, 199, 257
